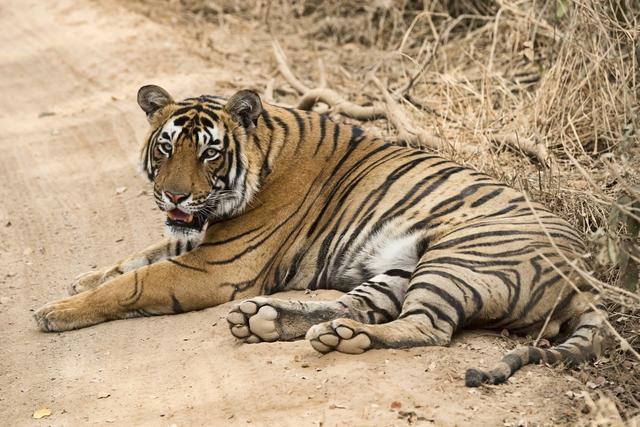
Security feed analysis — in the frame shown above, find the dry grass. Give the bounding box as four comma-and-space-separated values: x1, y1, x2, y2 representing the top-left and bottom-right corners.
121, 0, 639, 421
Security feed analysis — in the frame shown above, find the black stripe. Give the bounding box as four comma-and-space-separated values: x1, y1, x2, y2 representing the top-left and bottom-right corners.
200, 225, 262, 247
351, 291, 395, 321
168, 258, 207, 273
171, 294, 184, 313
314, 114, 329, 155
288, 108, 305, 150
471, 187, 505, 207
260, 109, 274, 131
502, 353, 524, 372
364, 281, 402, 314
398, 307, 443, 332
119, 270, 143, 307
273, 116, 290, 138
332, 122, 341, 153
406, 282, 465, 327
527, 347, 544, 364
349, 127, 364, 146
384, 269, 411, 279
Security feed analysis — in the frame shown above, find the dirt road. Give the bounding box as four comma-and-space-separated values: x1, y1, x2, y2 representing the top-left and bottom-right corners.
0, 0, 587, 425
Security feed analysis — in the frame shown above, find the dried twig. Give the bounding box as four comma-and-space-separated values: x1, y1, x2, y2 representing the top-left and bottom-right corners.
264, 78, 276, 104
272, 39, 386, 120
487, 131, 551, 166
297, 89, 386, 120
271, 37, 481, 154
370, 75, 480, 155
317, 58, 327, 88
271, 39, 309, 94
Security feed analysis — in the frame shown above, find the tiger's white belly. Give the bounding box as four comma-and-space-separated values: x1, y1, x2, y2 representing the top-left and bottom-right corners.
341, 219, 423, 282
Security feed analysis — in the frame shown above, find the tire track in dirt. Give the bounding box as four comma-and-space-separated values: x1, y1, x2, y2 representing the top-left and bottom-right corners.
0, 0, 585, 425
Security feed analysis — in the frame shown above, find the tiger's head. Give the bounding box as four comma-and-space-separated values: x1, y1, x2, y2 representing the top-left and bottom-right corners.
137, 85, 264, 240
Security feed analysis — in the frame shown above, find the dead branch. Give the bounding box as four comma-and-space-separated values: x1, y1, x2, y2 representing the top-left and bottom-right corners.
370, 75, 481, 155
264, 78, 276, 104
271, 38, 481, 155
271, 39, 309, 94
272, 39, 386, 120
271, 37, 548, 162
317, 58, 326, 88
487, 131, 551, 166
297, 89, 386, 120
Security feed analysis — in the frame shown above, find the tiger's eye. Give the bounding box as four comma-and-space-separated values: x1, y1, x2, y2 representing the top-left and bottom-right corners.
203, 148, 219, 160
159, 142, 172, 154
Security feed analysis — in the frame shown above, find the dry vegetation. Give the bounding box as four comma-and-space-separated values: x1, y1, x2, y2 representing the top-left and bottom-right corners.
123, 0, 639, 422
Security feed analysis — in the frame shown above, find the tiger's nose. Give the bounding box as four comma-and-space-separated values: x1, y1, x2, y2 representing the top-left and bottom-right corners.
165, 191, 190, 204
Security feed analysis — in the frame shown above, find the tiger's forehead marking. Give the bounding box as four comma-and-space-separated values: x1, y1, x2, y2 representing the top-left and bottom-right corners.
158, 118, 183, 142
159, 112, 223, 153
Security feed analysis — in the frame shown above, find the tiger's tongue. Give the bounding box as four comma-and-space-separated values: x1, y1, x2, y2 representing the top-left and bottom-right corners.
167, 209, 193, 223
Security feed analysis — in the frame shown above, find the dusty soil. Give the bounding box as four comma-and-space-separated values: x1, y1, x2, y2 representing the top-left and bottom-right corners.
0, 0, 595, 425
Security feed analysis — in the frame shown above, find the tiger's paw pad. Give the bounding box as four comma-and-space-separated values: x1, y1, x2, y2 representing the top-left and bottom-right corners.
306, 319, 372, 354
227, 297, 280, 343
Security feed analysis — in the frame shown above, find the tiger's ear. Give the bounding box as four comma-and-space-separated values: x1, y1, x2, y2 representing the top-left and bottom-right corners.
224, 90, 263, 133
137, 85, 174, 122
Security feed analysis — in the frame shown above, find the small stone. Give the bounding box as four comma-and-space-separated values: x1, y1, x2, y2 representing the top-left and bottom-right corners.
33, 407, 52, 419
115, 186, 127, 195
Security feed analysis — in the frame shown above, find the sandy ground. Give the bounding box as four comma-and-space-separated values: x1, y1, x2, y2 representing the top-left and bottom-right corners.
0, 0, 592, 425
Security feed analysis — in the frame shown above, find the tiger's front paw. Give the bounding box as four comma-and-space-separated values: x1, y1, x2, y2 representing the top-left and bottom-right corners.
34, 293, 105, 332
68, 270, 103, 295
68, 267, 121, 295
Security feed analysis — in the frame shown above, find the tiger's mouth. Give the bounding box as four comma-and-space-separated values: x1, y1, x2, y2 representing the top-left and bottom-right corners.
166, 209, 207, 232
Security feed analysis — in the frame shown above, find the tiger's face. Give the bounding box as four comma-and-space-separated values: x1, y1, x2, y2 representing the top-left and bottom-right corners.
137, 85, 263, 239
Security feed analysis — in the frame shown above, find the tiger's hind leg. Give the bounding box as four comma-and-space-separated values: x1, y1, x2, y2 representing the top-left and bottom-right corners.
227, 270, 410, 343
306, 255, 484, 354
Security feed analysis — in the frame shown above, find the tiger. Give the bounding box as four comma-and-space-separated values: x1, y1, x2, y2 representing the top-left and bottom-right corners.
34, 85, 608, 386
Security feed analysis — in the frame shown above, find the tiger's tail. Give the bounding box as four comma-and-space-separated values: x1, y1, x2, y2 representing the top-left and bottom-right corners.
465, 309, 608, 387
